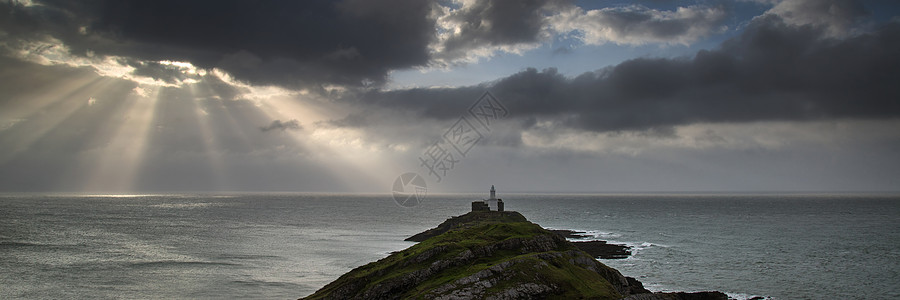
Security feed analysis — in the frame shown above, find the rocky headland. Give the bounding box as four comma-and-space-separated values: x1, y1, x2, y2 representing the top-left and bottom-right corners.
302, 211, 729, 300
547, 229, 631, 260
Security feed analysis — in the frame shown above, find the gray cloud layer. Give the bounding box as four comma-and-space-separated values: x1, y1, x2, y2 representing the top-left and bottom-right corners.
435, 0, 563, 61
352, 14, 900, 132
549, 3, 729, 45
260, 119, 302, 132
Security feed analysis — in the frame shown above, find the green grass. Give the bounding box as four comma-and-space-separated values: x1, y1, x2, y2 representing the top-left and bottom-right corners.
303, 213, 621, 300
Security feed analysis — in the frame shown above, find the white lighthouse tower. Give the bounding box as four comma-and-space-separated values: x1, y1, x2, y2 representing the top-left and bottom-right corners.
471, 185, 505, 212
485, 185, 504, 211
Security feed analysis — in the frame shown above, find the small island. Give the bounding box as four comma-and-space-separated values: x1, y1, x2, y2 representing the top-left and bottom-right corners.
302, 187, 729, 299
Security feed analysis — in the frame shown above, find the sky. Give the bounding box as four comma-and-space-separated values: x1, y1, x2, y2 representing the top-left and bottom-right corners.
1, 0, 899, 193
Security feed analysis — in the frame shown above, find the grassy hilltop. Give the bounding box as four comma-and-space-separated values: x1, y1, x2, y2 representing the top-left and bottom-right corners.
302, 211, 647, 299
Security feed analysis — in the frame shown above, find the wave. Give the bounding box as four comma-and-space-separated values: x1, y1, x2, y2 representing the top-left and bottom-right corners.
0, 241, 43, 247
548, 227, 622, 241
214, 254, 282, 260
622, 241, 669, 250
148, 202, 222, 209
231, 279, 295, 287
579, 230, 622, 240
0, 240, 82, 248
724, 291, 772, 300
553, 228, 669, 250
129, 260, 240, 268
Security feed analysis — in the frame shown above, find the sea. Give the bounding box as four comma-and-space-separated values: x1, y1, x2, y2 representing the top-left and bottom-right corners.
1, 193, 898, 299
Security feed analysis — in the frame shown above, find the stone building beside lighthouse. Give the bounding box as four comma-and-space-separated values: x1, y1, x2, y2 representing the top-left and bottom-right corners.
472, 185, 504, 212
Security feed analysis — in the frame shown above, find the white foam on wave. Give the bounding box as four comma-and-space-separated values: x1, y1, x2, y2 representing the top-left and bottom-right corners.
603, 240, 668, 252
553, 227, 671, 259
551, 228, 679, 264
724, 291, 772, 300
583, 230, 622, 239
641, 282, 675, 293
554, 228, 622, 242
637, 241, 669, 248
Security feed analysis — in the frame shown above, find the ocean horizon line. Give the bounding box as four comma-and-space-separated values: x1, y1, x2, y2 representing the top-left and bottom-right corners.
3, 190, 900, 198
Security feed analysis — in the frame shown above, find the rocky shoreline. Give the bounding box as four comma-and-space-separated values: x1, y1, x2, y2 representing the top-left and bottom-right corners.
548, 229, 631, 259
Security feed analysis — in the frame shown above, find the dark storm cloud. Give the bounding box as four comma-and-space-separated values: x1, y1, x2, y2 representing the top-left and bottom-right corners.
437, 0, 564, 60
0, 0, 437, 88
352, 15, 900, 132
260, 119, 302, 132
